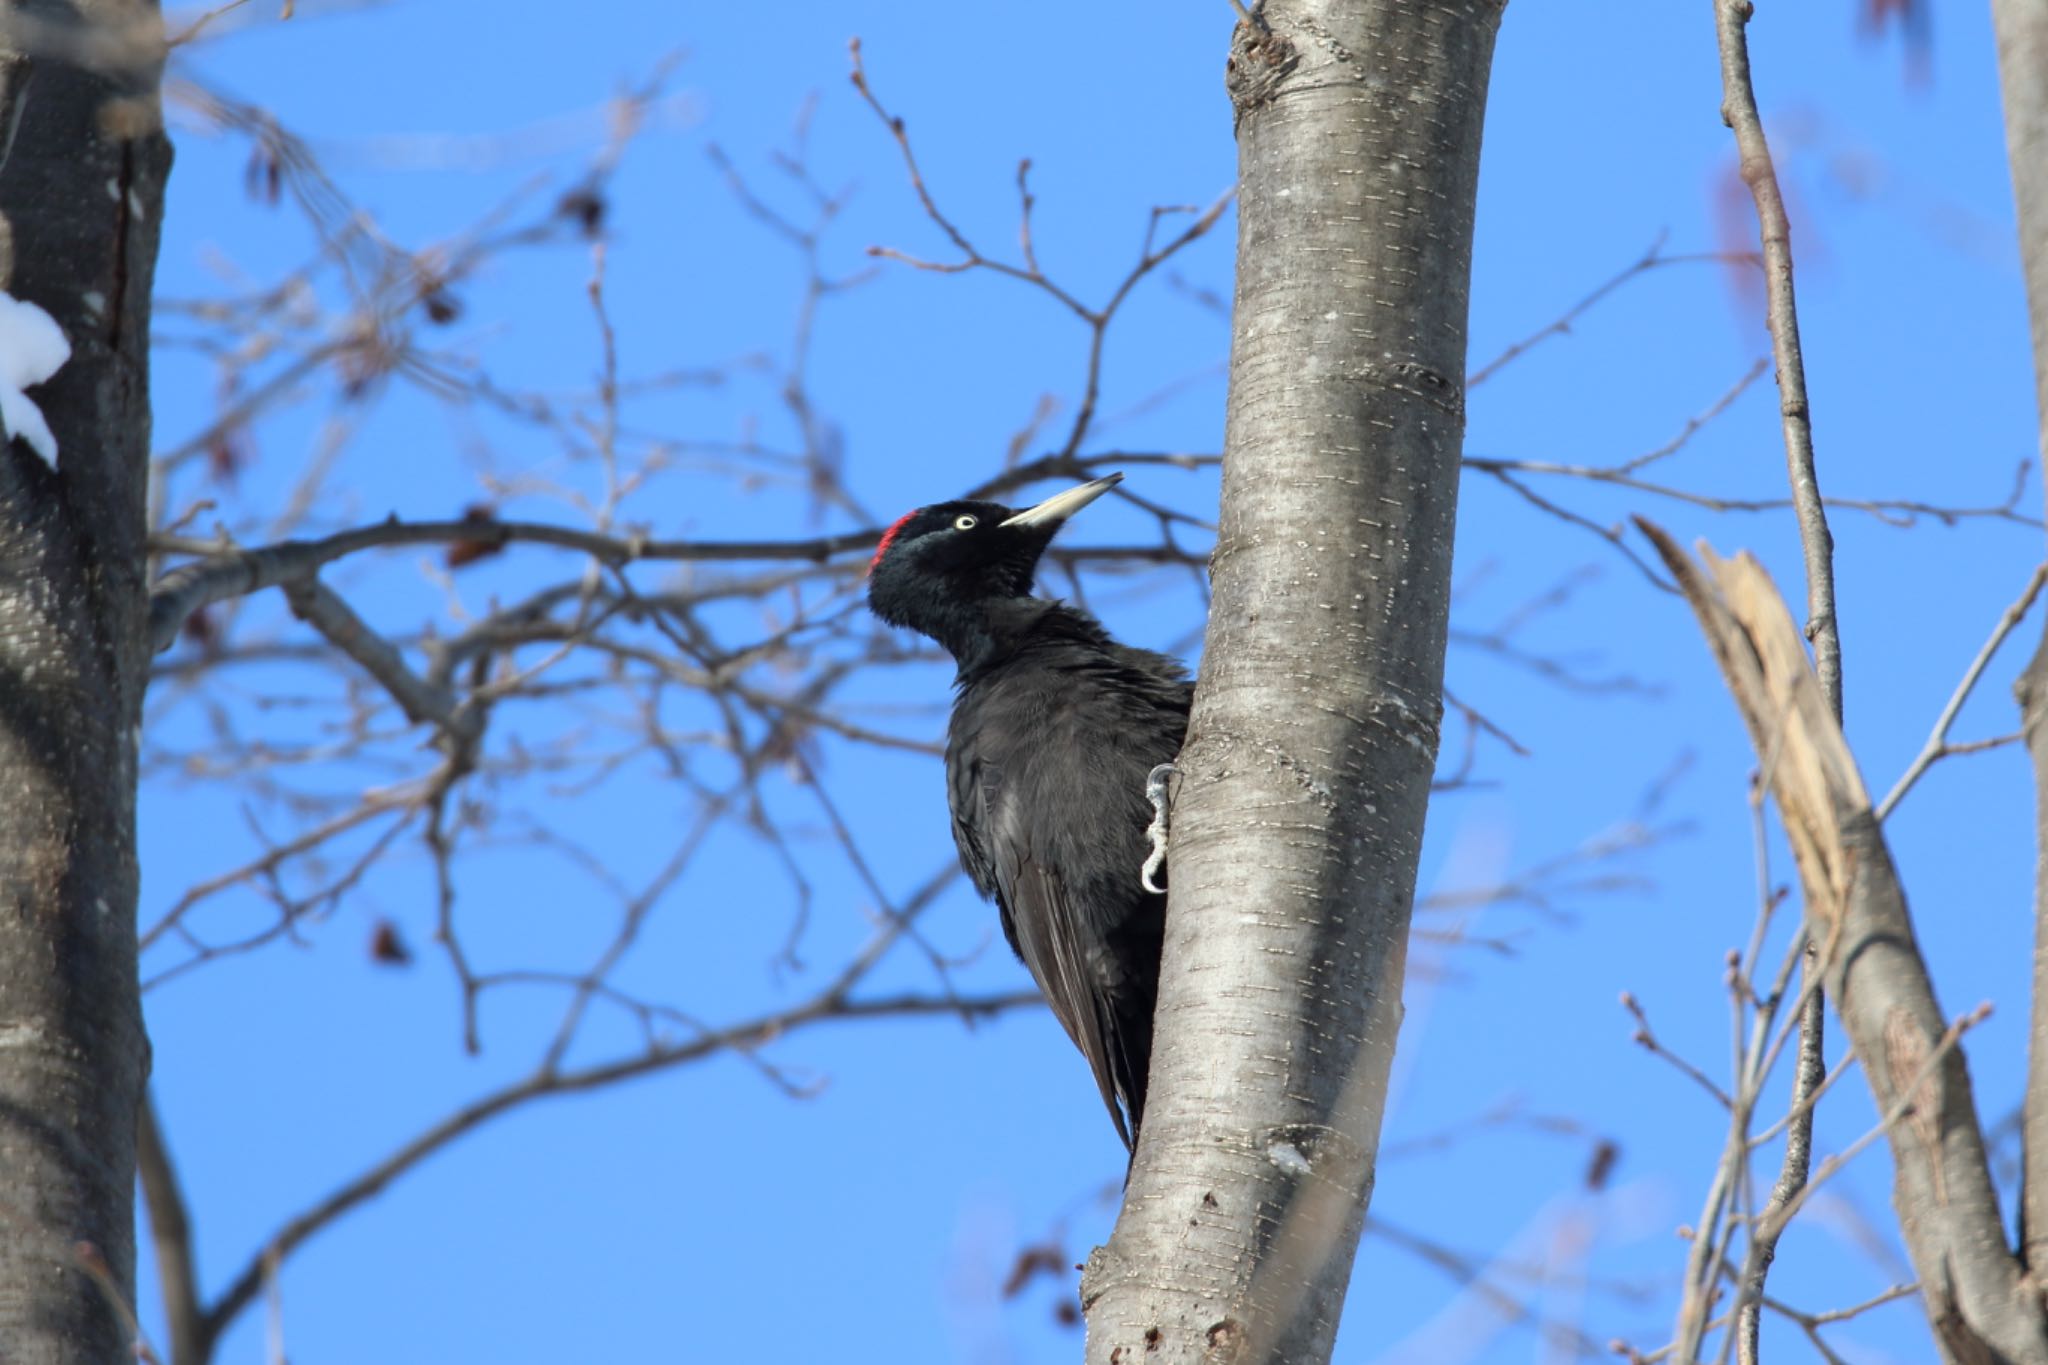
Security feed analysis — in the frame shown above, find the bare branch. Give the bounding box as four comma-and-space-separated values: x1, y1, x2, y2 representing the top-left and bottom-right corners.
281, 577, 476, 744
1984, 0, 2048, 1277
1753, 1002, 1993, 1244
1879, 561, 2048, 819
1711, 0, 1840, 718
1621, 991, 1733, 1109
136, 1094, 207, 1365
146, 519, 880, 653
199, 984, 1041, 1344
848, 38, 1230, 461
1464, 456, 2040, 531
1642, 521, 2048, 1362
1468, 235, 1760, 388
1734, 942, 1825, 1365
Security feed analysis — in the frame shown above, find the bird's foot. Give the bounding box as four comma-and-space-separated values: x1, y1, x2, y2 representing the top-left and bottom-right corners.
1142, 762, 1178, 894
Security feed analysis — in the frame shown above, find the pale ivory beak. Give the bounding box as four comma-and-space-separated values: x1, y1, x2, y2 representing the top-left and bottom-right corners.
999, 473, 1123, 528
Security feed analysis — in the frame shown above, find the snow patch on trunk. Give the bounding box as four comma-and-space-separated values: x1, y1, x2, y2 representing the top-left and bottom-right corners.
0, 292, 72, 466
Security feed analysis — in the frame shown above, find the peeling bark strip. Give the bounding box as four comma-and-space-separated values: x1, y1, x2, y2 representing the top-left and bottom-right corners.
1640, 522, 2048, 1365
0, 1, 172, 1361
1081, 4, 1500, 1362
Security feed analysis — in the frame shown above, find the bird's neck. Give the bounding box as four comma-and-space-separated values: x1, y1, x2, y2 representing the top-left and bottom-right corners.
941, 598, 1102, 683
920, 597, 1013, 680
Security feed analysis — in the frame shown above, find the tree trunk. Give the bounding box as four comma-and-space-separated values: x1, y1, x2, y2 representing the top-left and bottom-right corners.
1080, 3, 1499, 1361
1994, 0, 2048, 1281
0, 2, 171, 1360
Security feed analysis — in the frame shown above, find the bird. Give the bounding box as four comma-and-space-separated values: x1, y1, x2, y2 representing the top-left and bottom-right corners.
867, 473, 1191, 1148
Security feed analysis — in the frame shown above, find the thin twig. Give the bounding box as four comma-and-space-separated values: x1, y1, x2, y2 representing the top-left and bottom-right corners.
1468, 236, 1761, 387
848, 37, 1230, 460
1877, 560, 2048, 819
1734, 944, 1825, 1365
1465, 457, 2039, 530
1623, 992, 1733, 1108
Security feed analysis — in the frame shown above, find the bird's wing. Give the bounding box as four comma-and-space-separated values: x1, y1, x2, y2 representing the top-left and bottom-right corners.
950, 753, 1130, 1146
946, 741, 1018, 959
970, 758, 1133, 1148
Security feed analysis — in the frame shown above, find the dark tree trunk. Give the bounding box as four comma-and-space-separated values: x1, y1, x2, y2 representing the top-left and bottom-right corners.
1081, 3, 1500, 1361
0, 2, 171, 1359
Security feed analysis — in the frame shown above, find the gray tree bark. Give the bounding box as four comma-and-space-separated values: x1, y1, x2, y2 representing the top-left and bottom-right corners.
0, 1, 170, 1360
1080, 3, 1499, 1361
1993, 0, 2048, 1282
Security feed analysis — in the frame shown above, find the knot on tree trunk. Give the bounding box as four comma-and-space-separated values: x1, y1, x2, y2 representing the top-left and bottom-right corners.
1225, 22, 1297, 127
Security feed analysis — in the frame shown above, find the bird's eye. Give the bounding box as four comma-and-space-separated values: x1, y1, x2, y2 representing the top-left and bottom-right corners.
953, 514, 979, 531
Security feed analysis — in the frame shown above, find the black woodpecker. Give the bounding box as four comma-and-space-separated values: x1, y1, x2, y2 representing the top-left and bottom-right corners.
867, 474, 1191, 1148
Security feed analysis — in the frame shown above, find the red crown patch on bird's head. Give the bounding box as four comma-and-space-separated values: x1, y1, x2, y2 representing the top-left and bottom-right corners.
870, 510, 919, 575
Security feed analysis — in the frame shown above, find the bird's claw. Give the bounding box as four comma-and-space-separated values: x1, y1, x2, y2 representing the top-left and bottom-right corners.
1142, 762, 1178, 894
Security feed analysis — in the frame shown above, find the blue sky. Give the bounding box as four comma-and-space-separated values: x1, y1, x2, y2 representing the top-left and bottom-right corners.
130, 1, 2036, 1361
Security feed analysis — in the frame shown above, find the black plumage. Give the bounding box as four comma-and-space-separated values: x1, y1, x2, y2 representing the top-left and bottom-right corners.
867, 474, 1190, 1148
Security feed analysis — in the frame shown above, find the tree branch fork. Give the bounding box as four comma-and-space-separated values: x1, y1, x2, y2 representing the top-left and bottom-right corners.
1642, 519, 2048, 1363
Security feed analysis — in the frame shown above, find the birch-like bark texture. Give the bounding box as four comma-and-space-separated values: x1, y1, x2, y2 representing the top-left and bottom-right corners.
0, 2, 171, 1359
1642, 524, 2048, 1364
1991, 0, 2048, 1278
1079, 4, 1499, 1361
